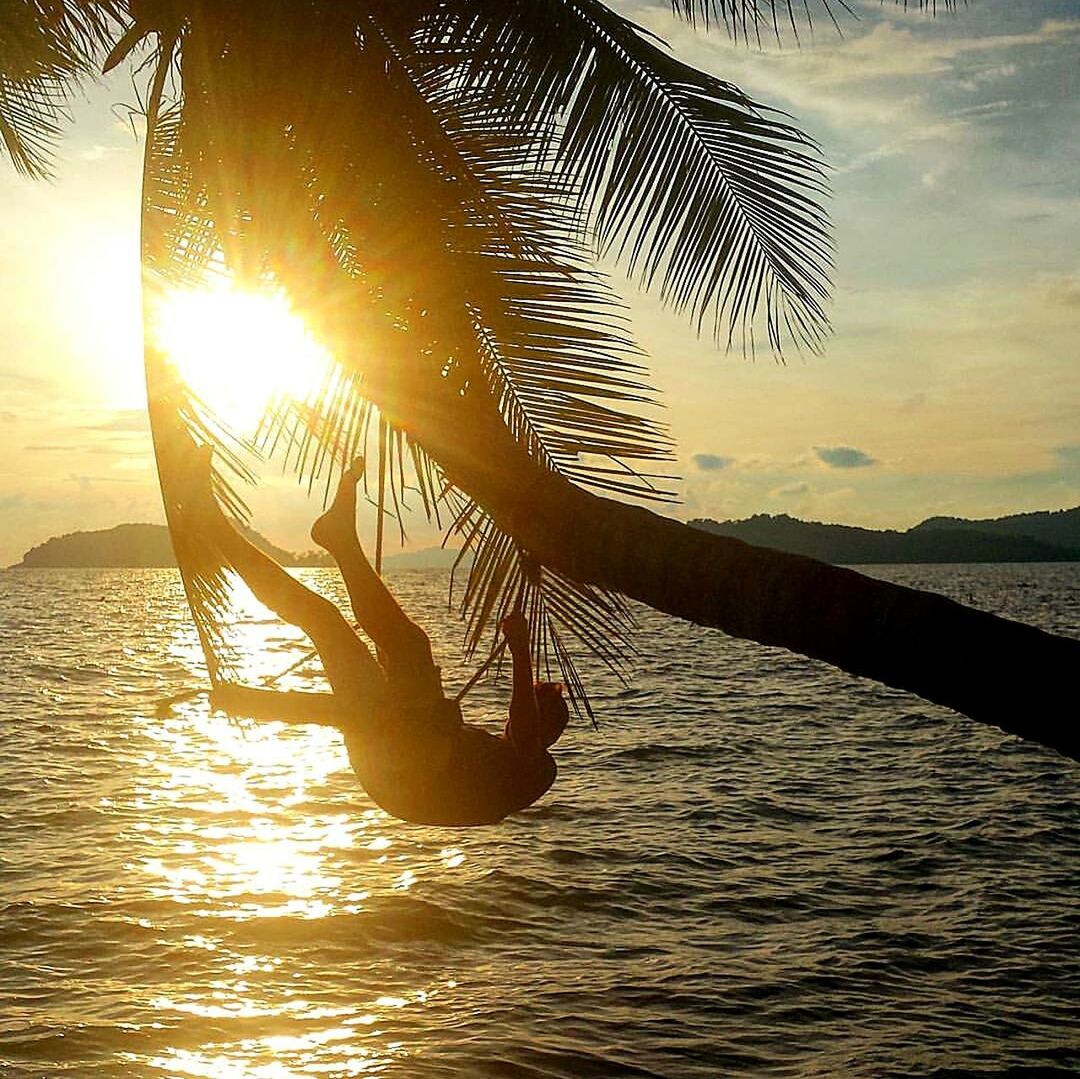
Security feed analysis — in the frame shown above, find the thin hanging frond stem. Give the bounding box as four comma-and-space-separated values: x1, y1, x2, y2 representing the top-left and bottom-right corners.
376, 413, 388, 575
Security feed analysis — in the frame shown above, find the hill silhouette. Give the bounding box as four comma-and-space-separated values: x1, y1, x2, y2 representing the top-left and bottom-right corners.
15, 524, 178, 569
911, 506, 1080, 550
10, 524, 464, 570
690, 508, 1080, 564
13, 507, 1080, 570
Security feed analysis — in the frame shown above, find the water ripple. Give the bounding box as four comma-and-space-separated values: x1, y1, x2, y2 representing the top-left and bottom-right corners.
0, 564, 1077, 1077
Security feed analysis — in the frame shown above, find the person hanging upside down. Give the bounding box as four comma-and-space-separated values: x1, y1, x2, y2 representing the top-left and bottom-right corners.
186, 450, 569, 826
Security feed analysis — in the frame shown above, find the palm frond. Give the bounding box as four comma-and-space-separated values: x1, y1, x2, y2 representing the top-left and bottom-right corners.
140, 37, 263, 686
132, 2, 679, 697
368, 20, 678, 489
407, 0, 832, 354
472, 262, 677, 491
447, 495, 635, 720
358, 18, 676, 489
150, 4, 672, 486
668, 1, 958, 41
0, 1, 124, 177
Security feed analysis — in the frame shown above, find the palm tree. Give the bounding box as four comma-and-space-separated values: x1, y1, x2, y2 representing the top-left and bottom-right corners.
3, 0, 1077, 761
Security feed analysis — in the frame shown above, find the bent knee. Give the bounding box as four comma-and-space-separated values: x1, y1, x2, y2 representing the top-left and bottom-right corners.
382, 624, 436, 685
303, 591, 356, 640
410, 628, 437, 668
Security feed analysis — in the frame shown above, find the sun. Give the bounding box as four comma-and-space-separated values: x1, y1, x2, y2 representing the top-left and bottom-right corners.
151, 282, 332, 433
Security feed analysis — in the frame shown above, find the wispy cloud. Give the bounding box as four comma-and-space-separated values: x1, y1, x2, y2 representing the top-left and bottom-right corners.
76, 144, 128, 163
0, 366, 49, 388
833, 119, 966, 175
691, 452, 735, 471
814, 446, 878, 469
759, 19, 1080, 88
771, 481, 810, 497
80, 409, 151, 433
629, 6, 1080, 138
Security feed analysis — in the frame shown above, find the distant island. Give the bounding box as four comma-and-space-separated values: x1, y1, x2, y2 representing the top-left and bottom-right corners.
10, 523, 466, 571
10, 506, 1080, 570
690, 506, 1080, 564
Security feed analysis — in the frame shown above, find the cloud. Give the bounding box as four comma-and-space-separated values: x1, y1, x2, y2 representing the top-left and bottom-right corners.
630, 8, 1080, 153
814, 445, 878, 469
834, 119, 967, 175
1041, 273, 1080, 307
949, 99, 1017, 121
767, 19, 1080, 89
771, 481, 810, 498
77, 144, 128, 163
691, 453, 734, 471
953, 63, 1019, 92
899, 392, 927, 414
80, 410, 150, 433
0, 366, 49, 388
1056, 445, 1080, 477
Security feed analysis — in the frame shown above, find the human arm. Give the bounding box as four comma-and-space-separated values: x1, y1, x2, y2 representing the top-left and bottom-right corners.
210, 685, 347, 727
501, 610, 542, 757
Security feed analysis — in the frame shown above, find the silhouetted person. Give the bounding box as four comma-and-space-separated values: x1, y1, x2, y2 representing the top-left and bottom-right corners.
188, 451, 568, 826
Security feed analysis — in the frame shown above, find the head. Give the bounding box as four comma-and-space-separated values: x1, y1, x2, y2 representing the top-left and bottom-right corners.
534, 682, 569, 748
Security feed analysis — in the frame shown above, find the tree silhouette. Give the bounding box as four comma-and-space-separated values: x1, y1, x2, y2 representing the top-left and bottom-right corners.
3, 1, 1077, 760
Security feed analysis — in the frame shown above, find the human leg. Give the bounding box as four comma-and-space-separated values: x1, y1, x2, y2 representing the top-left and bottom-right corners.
311, 460, 437, 682
185, 450, 383, 703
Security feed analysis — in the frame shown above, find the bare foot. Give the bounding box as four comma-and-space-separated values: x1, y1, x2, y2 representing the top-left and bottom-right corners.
500, 608, 529, 648
311, 457, 364, 551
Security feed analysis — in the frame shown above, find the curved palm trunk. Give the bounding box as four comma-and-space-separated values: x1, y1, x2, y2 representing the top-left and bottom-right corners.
123, 10, 1077, 764
378, 373, 1080, 763
137, 86, 1078, 761
506, 476, 1078, 762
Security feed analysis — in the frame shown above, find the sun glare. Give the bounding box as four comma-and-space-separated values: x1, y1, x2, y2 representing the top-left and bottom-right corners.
151, 284, 332, 433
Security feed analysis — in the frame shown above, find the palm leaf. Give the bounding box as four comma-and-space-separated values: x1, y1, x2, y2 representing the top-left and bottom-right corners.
404, 0, 831, 354
668, 1, 957, 41
131, 0, 960, 706
446, 495, 635, 721
0, 1, 124, 177
132, 2, 677, 701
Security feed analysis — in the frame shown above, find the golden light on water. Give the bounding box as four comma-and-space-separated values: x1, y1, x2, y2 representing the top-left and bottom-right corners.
132, 705, 437, 1076
151, 284, 332, 433
122, 601, 479, 1077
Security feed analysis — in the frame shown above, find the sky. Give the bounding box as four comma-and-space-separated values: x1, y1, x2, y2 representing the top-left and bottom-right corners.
1, 0, 1078, 566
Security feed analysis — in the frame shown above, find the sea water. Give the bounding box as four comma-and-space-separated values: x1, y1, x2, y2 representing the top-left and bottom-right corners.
0, 564, 1078, 1078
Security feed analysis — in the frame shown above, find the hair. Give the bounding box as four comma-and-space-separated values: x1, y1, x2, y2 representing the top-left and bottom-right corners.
534, 681, 569, 747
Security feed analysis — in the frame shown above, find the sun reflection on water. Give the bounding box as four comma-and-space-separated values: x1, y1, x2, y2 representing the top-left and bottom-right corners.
122, 598, 478, 1078
146, 1039, 400, 1078
135, 707, 367, 918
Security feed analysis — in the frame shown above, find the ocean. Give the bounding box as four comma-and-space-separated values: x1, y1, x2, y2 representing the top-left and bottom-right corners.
1, 564, 1078, 1078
